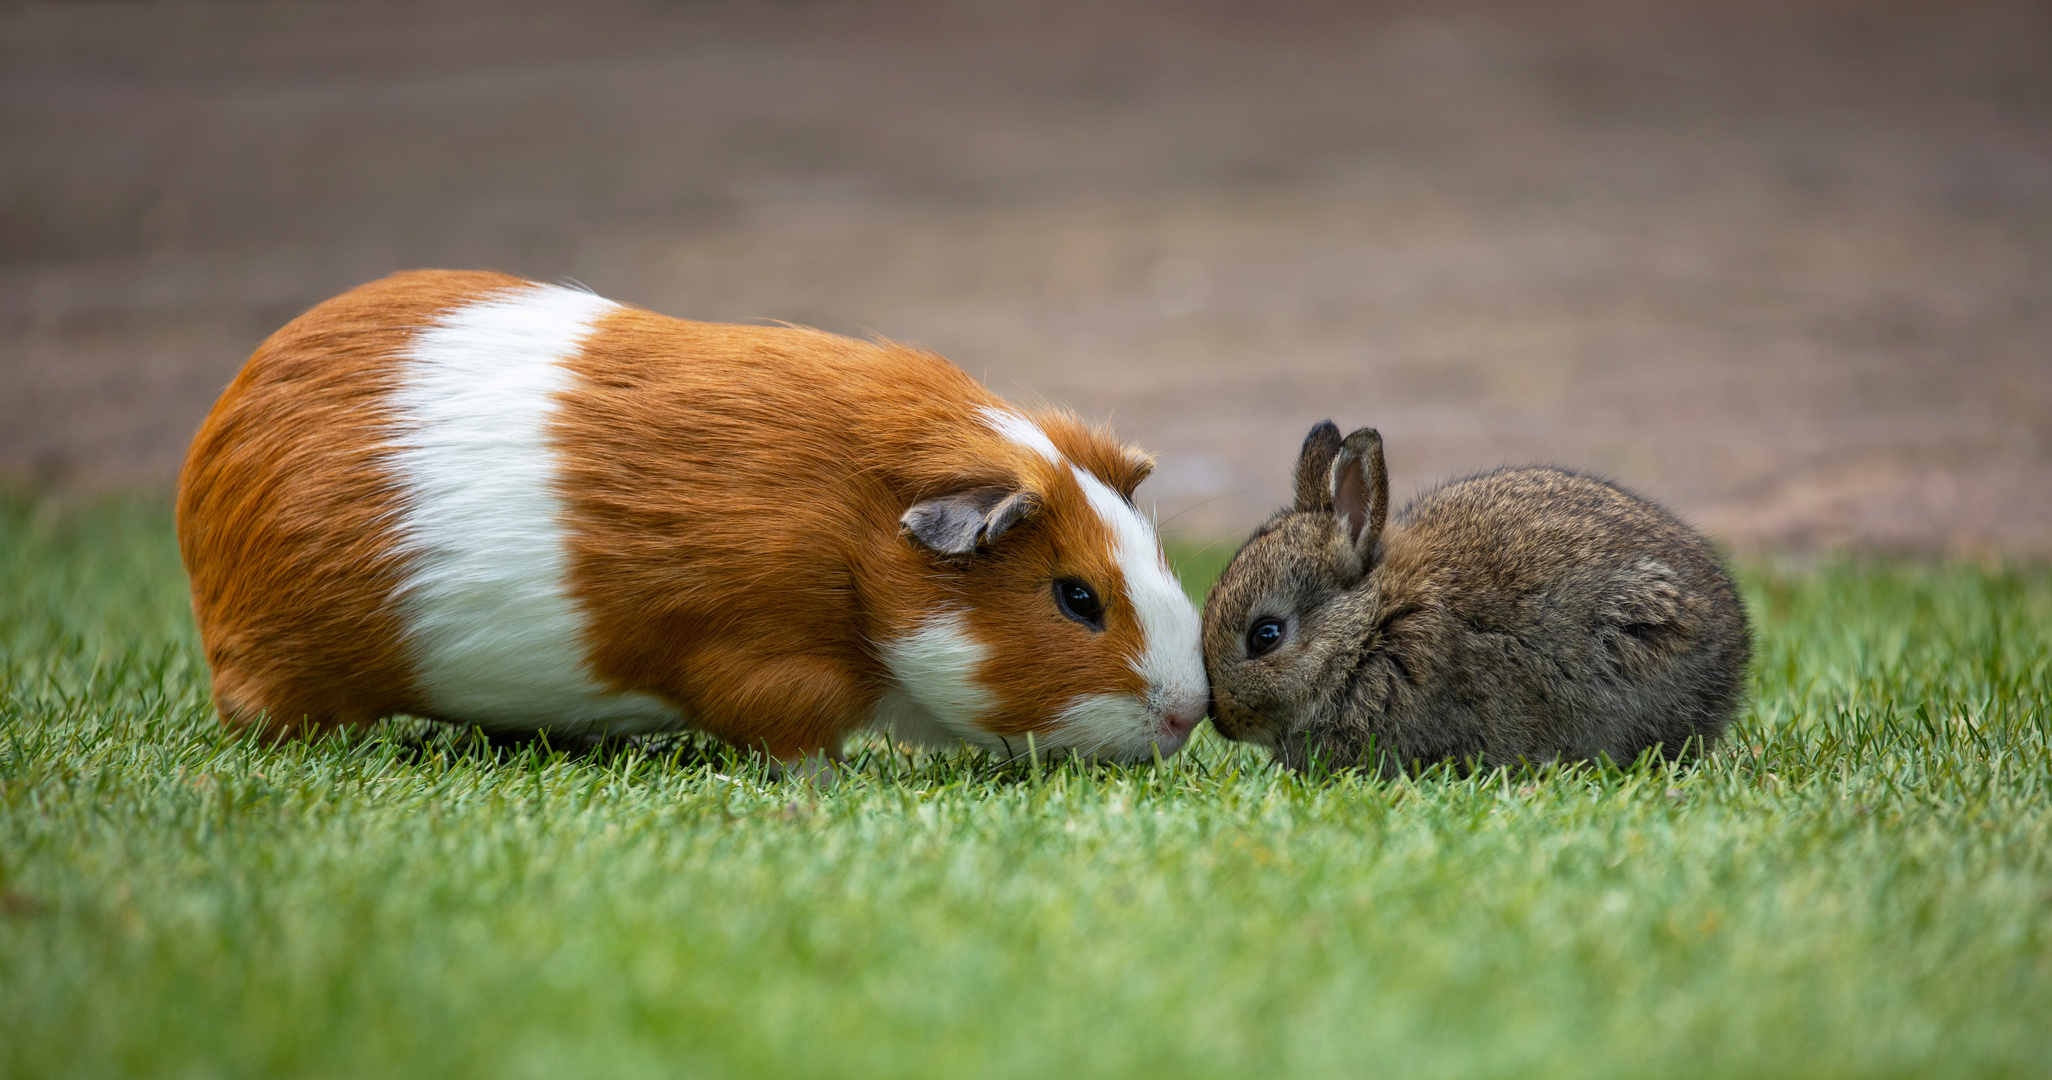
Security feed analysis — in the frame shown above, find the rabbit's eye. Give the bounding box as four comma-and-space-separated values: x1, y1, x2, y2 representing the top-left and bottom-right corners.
1053, 578, 1106, 631
1246, 617, 1287, 658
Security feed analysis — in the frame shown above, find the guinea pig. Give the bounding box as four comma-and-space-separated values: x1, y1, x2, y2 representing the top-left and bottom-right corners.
177, 269, 1207, 767
1203, 421, 1750, 775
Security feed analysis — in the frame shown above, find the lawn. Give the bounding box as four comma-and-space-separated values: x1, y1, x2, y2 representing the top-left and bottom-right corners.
3, 491, 2049, 1079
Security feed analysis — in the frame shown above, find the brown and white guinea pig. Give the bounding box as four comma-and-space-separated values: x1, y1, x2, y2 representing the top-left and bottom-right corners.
177, 269, 1207, 767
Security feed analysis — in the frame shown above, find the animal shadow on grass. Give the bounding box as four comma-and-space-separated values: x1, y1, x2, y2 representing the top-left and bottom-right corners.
367, 719, 1712, 794
369, 720, 1074, 789
376, 720, 752, 775
1283, 734, 1722, 801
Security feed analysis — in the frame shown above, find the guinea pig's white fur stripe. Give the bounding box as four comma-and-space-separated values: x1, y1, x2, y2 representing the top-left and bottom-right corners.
980, 406, 1064, 464
875, 611, 1002, 751
387, 283, 681, 733
1069, 465, 1208, 739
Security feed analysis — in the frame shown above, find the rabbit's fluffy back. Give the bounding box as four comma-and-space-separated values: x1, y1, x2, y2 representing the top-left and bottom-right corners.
1205, 444, 1750, 773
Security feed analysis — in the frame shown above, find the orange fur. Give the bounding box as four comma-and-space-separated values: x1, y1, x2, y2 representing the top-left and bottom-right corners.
558, 307, 1150, 757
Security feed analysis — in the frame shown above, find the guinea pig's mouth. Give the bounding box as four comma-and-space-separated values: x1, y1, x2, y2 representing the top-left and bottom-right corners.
1049, 692, 1204, 762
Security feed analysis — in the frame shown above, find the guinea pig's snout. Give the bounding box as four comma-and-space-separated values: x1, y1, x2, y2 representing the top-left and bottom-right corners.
1163, 708, 1198, 739
1146, 683, 1208, 756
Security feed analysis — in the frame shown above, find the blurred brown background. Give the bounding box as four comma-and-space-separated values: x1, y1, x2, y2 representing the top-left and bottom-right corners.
5, 0, 2049, 551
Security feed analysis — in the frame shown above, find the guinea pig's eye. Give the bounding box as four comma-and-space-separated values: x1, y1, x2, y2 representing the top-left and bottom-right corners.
1246, 617, 1287, 658
1052, 578, 1106, 631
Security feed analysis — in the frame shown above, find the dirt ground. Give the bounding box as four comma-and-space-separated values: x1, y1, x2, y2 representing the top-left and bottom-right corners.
5, 0, 2049, 551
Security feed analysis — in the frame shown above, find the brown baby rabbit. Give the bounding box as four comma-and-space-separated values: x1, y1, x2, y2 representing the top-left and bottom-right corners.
1203, 422, 1750, 775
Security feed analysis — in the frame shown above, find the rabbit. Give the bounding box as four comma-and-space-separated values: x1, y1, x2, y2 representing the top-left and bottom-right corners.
178, 269, 1207, 769
1202, 421, 1750, 775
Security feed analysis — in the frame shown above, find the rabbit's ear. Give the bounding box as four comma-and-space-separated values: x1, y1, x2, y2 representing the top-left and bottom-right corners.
1329, 428, 1388, 560
1294, 421, 1344, 512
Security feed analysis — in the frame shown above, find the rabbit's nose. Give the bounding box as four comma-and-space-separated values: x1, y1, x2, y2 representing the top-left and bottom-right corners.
1206, 689, 1242, 739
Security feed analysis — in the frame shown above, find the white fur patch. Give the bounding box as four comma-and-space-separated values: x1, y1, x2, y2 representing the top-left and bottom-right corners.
978, 407, 1209, 759
980, 405, 1063, 464
874, 611, 1003, 752
388, 283, 681, 734
1068, 464, 1208, 756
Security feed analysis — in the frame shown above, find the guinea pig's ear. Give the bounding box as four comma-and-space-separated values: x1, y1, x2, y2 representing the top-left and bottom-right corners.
901, 487, 1046, 557
1294, 420, 1344, 513
1108, 449, 1155, 501
1328, 427, 1388, 564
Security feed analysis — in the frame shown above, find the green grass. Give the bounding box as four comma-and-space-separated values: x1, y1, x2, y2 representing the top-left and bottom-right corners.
3, 492, 2049, 1079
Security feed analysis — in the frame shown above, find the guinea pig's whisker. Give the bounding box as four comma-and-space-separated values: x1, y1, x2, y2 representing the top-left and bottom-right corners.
1153, 491, 1244, 533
